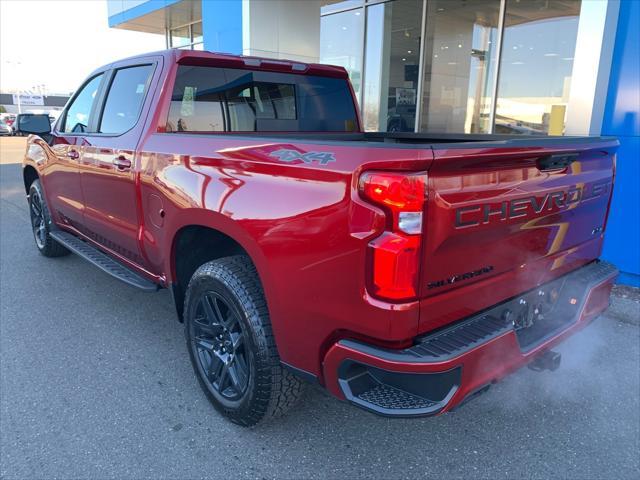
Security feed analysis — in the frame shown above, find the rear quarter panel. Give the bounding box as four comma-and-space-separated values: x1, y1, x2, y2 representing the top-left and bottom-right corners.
137, 133, 433, 376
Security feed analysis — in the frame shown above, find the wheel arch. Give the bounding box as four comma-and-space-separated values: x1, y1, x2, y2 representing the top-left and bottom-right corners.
23, 164, 39, 194
167, 217, 272, 324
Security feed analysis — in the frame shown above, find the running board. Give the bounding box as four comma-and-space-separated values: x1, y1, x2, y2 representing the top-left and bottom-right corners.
49, 231, 158, 291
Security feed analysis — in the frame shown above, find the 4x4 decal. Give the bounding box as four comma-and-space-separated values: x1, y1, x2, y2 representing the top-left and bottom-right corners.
270, 149, 336, 166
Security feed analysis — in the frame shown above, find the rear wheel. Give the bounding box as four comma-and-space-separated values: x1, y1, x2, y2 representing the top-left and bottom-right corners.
28, 179, 69, 257
184, 255, 304, 426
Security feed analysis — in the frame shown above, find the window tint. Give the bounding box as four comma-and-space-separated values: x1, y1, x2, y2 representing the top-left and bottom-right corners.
100, 65, 153, 134
167, 66, 358, 133
63, 74, 103, 133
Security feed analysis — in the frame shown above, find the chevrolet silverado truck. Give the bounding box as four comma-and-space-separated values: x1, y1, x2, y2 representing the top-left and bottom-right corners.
19, 50, 619, 426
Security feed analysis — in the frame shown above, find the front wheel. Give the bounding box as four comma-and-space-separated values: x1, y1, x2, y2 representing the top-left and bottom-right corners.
184, 256, 304, 426
28, 179, 69, 257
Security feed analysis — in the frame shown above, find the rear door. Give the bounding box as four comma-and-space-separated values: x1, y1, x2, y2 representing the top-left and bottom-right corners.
420, 139, 618, 299
78, 60, 159, 269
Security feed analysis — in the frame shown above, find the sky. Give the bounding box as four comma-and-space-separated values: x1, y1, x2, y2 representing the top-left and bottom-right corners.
0, 0, 165, 95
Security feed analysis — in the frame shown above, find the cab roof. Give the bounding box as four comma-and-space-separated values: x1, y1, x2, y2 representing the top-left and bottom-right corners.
95, 49, 349, 79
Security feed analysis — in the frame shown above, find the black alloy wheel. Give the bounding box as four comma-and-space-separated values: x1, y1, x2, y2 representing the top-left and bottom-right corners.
29, 186, 47, 249
190, 291, 251, 404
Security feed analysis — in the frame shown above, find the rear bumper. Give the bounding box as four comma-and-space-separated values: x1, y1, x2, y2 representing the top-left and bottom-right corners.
322, 260, 618, 417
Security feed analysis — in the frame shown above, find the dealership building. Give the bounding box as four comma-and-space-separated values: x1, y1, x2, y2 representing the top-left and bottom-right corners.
0, 93, 69, 115
106, 0, 639, 285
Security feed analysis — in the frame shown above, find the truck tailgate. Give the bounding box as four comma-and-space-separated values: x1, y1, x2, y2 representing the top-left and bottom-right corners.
420, 139, 618, 305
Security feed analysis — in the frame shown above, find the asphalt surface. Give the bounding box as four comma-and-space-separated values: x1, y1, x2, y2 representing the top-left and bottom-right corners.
1, 137, 639, 479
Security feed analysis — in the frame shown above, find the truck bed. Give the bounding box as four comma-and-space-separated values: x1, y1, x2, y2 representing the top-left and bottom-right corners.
168, 130, 616, 147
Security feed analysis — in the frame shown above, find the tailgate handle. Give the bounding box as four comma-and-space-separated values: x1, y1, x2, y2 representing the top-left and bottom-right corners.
537, 153, 579, 171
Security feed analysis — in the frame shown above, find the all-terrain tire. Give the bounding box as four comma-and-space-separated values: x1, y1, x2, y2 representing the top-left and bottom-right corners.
184, 255, 305, 426
28, 179, 70, 257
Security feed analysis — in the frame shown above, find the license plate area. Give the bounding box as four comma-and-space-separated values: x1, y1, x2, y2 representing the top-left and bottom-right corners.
511, 275, 584, 351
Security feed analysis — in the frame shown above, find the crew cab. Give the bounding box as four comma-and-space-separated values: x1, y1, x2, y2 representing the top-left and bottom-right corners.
19, 50, 619, 426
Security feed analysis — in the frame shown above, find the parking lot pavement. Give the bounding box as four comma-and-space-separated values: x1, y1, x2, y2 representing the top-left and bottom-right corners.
1, 137, 639, 479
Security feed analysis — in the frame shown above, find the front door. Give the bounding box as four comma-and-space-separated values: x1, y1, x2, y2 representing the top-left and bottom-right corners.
47, 73, 105, 228
79, 62, 157, 269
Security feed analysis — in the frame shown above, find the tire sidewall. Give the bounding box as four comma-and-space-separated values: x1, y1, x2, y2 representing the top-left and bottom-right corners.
27, 179, 69, 257
184, 266, 268, 423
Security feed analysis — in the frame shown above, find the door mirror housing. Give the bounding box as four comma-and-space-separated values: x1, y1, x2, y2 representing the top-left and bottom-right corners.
16, 114, 51, 135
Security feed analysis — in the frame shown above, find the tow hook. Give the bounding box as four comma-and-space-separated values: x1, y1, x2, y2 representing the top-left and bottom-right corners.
528, 350, 561, 372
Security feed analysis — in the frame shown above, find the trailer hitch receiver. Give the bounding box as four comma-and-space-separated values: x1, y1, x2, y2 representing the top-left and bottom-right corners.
528, 350, 562, 372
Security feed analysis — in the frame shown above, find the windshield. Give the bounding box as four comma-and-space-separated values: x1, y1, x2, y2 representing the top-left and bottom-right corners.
167, 65, 358, 133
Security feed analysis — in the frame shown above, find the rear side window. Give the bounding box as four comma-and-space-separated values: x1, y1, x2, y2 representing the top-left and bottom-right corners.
100, 65, 153, 134
63, 74, 103, 133
167, 65, 358, 132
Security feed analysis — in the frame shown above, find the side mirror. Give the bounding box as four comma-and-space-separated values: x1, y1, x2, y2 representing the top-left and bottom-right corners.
16, 114, 51, 135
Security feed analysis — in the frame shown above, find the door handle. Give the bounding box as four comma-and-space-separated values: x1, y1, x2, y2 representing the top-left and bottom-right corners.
537, 153, 579, 171
113, 155, 132, 171
66, 149, 79, 160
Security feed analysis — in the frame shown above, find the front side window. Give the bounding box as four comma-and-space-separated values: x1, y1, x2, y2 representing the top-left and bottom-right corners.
63, 74, 103, 133
100, 65, 153, 134
167, 66, 358, 133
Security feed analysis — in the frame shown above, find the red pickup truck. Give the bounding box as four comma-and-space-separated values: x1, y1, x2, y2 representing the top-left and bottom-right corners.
20, 50, 619, 426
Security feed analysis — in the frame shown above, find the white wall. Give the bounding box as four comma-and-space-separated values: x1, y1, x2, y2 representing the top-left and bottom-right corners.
242, 0, 321, 63
565, 0, 620, 135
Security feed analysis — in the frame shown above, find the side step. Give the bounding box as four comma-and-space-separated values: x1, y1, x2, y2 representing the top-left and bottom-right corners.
337, 360, 461, 417
49, 231, 158, 291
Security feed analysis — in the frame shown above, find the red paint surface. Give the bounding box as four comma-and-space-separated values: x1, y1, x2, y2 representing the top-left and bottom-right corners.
23, 50, 618, 400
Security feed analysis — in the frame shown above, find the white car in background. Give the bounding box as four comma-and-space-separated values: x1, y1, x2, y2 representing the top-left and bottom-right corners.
0, 114, 17, 135
0, 119, 13, 135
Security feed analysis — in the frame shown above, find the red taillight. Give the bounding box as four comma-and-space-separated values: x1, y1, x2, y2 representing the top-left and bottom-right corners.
360, 172, 424, 210
369, 233, 421, 300
359, 171, 426, 301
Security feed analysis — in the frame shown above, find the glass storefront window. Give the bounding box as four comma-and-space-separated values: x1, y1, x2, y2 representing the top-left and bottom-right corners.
495, 0, 581, 135
419, 0, 501, 134
171, 26, 191, 49
363, 0, 424, 132
192, 22, 203, 46
320, 8, 364, 103
169, 22, 203, 50
321, 0, 363, 15
319, 0, 588, 135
